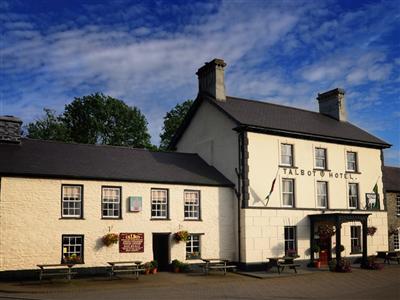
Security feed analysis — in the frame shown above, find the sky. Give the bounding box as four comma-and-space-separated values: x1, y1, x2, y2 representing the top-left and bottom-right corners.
0, 0, 399, 166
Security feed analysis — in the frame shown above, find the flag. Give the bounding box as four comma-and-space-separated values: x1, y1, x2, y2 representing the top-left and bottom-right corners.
373, 183, 378, 194
264, 169, 279, 206
372, 181, 380, 209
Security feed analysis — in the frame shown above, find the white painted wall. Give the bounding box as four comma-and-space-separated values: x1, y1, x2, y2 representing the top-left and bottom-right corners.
0, 177, 235, 271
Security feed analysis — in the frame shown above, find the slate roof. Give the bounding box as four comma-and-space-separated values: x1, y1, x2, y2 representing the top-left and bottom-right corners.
383, 166, 400, 192
170, 94, 390, 149
0, 138, 233, 187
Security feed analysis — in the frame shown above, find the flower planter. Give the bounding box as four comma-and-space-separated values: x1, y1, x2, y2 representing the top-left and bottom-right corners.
151, 268, 158, 274
314, 261, 321, 268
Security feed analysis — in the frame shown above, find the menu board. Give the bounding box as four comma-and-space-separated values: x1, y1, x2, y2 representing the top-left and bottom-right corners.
119, 233, 144, 253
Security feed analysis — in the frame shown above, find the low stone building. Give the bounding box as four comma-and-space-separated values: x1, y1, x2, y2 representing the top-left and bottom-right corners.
383, 166, 400, 251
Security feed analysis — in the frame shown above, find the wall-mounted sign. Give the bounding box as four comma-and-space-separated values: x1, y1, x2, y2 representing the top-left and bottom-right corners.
119, 233, 144, 253
128, 196, 142, 212
366, 193, 380, 210
281, 168, 357, 180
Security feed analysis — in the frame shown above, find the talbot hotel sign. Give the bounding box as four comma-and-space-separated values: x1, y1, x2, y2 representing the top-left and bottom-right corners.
282, 168, 358, 180
119, 233, 144, 253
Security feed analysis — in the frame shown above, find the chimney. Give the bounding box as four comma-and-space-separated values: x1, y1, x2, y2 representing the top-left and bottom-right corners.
196, 58, 226, 101
316, 88, 347, 121
0, 116, 22, 143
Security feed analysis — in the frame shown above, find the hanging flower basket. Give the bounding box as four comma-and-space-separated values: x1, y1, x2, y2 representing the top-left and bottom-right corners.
173, 230, 189, 243
102, 233, 119, 246
317, 224, 335, 239
367, 226, 377, 236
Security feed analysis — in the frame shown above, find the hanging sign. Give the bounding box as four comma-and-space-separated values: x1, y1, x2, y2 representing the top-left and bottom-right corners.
366, 193, 380, 210
129, 196, 142, 212
119, 233, 144, 253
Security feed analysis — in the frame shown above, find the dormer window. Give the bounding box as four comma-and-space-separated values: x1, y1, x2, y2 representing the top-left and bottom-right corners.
281, 144, 294, 167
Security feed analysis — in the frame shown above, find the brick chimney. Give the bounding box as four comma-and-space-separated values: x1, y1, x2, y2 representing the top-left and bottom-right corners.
196, 58, 226, 101
0, 116, 22, 143
317, 88, 347, 121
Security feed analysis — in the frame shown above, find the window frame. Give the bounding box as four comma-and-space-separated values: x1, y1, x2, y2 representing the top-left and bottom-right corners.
346, 151, 358, 172
396, 195, 400, 216
184, 190, 201, 221
282, 178, 295, 208
186, 234, 201, 260
284, 226, 297, 255
394, 230, 400, 251
101, 186, 122, 219
350, 226, 362, 254
316, 181, 328, 209
150, 188, 169, 220
280, 143, 294, 167
61, 184, 84, 219
61, 234, 84, 264
348, 183, 359, 209
315, 147, 327, 170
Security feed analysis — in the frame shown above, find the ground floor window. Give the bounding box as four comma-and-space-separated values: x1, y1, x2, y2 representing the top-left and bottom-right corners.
62, 235, 84, 263
284, 226, 297, 256
186, 234, 201, 259
394, 231, 400, 251
350, 226, 361, 253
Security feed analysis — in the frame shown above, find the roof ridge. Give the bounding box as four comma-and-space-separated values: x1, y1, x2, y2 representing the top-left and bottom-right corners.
21, 138, 198, 156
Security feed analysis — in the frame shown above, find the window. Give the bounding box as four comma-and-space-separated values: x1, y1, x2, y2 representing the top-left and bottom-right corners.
350, 226, 361, 253
347, 151, 358, 172
62, 235, 83, 263
186, 234, 201, 259
281, 144, 294, 166
315, 148, 327, 169
348, 183, 359, 209
284, 226, 297, 255
61, 185, 83, 218
184, 190, 200, 220
151, 189, 168, 219
396, 195, 400, 216
317, 181, 328, 208
394, 231, 400, 251
282, 178, 294, 207
102, 187, 121, 218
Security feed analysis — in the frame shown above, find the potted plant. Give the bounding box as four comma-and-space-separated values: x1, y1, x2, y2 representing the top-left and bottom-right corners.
329, 258, 351, 272
102, 233, 119, 247
173, 231, 189, 243
311, 244, 321, 268
143, 262, 151, 275
63, 253, 81, 264
171, 259, 181, 273
150, 260, 158, 274
361, 255, 384, 270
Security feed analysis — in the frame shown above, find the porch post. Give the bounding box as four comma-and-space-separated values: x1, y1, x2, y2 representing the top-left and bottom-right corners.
362, 219, 368, 267
310, 218, 315, 263
335, 218, 342, 269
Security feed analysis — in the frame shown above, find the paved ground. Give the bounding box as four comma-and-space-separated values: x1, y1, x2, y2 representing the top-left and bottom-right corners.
0, 264, 399, 300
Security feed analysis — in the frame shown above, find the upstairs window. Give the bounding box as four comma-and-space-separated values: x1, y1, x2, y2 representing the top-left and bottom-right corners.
347, 151, 358, 172
62, 185, 83, 218
281, 144, 294, 166
151, 189, 168, 219
184, 190, 200, 220
282, 178, 295, 207
315, 148, 327, 169
348, 183, 359, 209
316, 181, 328, 208
102, 186, 121, 218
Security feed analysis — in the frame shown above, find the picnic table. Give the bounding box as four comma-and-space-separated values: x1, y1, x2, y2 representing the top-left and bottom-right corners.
37, 263, 76, 281
107, 261, 145, 279
376, 251, 400, 264
201, 258, 236, 275
267, 256, 300, 274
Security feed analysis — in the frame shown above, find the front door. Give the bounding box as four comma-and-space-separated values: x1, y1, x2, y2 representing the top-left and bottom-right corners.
152, 233, 171, 271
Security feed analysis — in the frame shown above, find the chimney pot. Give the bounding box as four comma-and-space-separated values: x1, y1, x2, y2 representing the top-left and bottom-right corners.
196, 58, 226, 101
0, 115, 22, 143
316, 88, 347, 121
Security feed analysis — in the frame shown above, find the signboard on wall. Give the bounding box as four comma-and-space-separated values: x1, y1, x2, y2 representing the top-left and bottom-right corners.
366, 193, 380, 210
128, 196, 142, 212
119, 233, 144, 253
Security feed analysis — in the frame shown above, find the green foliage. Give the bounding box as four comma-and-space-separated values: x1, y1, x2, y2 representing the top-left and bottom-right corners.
159, 99, 193, 150
26, 93, 153, 149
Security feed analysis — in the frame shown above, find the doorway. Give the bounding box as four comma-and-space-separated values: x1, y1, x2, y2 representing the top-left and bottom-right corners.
152, 233, 171, 271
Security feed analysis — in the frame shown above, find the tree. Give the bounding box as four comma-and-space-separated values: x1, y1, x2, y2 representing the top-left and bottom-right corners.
159, 99, 193, 150
26, 108, 69, 141
26, 93, 153, 149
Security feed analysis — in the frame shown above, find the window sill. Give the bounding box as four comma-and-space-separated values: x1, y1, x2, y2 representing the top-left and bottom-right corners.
150, 218, 171, 221
101, 217, 122, 220
346, 171, 361, 174
59, 217, 85, 220
314, 168, 331, 172
279, 165, 298, 169
282, 206, 294, 208
350, 252, 362, 255
186, 257, 201, 260
184, 219, 202, 222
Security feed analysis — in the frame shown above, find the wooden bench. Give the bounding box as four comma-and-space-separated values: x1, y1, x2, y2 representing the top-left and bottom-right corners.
277, 262, 301, 274
107, 261, 145, 280
377, 251, 400, 264
202, 259, 236, 275
37, 264, 76, 281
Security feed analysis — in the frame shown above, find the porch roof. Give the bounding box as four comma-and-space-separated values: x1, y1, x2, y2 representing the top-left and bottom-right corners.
308, 213, 371, 223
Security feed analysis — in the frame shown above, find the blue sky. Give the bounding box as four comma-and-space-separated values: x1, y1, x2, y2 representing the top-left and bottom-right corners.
1, 0, 399, 165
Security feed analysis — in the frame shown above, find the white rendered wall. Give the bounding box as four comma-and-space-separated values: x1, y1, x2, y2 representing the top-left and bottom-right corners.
0, 177, 235, 271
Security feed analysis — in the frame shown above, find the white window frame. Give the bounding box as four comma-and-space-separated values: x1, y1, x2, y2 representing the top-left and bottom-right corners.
184, 190, 200, 220
280, 143, 294, 167
350, 226, 362, 253
348, 183, 359, 209
346, 151, 358, 172
186, 234, 201, 259
101, 186, 121, 219
282, 178, 294, 207
151, 189, 168, 219
394, 230, 400, 251
62, 234, 83, 263
62, 185, 83, 218
316, 181, 328, 208
284, 226, 297, 255
315, 147, 327, 169
396, 195, 400, 216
